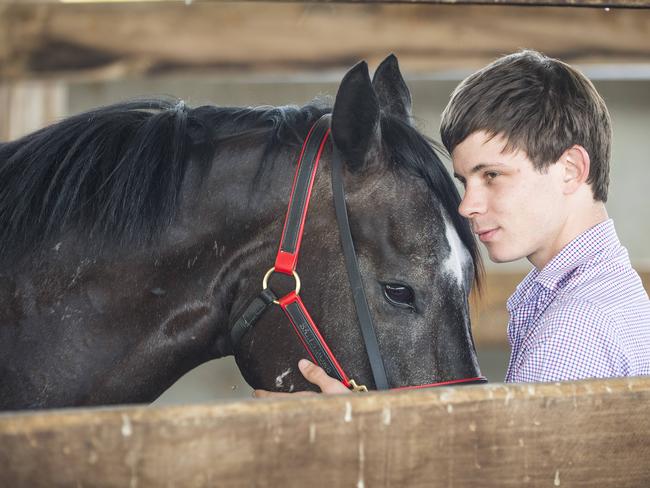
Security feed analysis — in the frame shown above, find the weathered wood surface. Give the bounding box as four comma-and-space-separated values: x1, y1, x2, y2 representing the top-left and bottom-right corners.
5, 0, 650, 8
1, 3, 649, 82
1, 377, 649, 487
0, 80, 67, 141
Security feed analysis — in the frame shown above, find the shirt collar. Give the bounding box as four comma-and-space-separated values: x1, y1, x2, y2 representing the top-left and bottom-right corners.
507, 267, 539, 312
535, 219, 619, 290
506, 219, 618, 311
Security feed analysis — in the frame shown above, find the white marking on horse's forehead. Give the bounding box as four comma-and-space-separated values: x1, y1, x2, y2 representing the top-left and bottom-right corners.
442, 214, 471, 287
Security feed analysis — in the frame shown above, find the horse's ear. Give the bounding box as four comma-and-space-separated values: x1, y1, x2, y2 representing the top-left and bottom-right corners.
371, 54, 412, 123
331, 61, 381, 172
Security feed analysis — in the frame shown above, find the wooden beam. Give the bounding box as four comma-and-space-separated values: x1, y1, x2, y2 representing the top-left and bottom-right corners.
1, 3, 649, 82
0, 81, 67, 141
5, 0, 650, 8
471, 271, 525, 347
1, 377, 649, 487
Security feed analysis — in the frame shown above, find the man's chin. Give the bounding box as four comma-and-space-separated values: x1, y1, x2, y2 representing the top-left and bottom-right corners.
487, 250, 522, 264
489, 256, 508, 264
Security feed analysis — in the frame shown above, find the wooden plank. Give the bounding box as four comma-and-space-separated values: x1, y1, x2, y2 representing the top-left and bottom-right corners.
1, 376, 649, 487
1, 3, 649, 82
472, 270, 650, 347
0, 81, 67, 141
7, 0, 650, 8
471, 271, 525, 347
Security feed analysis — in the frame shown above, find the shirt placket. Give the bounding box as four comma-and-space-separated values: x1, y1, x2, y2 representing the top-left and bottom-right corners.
506, 283, 554, 381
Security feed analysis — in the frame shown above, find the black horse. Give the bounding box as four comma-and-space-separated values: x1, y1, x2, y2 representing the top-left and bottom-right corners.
0, 55, 484, 410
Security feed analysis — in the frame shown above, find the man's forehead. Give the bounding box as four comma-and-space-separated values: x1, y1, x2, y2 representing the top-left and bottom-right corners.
452, 133, 527, 175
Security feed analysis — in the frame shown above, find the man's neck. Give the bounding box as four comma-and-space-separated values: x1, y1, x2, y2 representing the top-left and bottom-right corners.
529, 201, 609, 270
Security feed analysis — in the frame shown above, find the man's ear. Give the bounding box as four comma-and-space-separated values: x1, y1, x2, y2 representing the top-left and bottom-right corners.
331, 61, 381, 172
371, 54, 412, 124
561, 145, 591, 195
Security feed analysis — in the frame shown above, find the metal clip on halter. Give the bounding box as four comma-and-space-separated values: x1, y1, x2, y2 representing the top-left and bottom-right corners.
348, 379, 368, 392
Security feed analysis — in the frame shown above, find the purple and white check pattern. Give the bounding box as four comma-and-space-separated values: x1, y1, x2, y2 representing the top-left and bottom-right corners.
505, 219, 650, 383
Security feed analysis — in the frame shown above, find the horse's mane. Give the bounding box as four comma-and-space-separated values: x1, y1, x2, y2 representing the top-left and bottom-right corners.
0, 98, 480, 286
0, 98, 328, 260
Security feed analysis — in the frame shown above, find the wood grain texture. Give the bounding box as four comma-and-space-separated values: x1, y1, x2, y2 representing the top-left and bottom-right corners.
0, 81, 67, 141
1, 3, 649, 81
3, 0, 650, 8
1, 376, 649, 487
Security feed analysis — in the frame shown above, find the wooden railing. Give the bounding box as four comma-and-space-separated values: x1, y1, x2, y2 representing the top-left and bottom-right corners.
1, 376, 649, 487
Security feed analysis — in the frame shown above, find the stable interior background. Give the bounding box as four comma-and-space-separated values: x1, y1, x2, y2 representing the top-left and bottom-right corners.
2, 2, 649, 405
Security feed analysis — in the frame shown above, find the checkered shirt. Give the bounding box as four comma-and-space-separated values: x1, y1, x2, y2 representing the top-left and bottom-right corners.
505, 219, 650, 383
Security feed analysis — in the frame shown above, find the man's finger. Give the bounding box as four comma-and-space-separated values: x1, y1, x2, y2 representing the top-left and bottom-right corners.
298, 359, 350, 394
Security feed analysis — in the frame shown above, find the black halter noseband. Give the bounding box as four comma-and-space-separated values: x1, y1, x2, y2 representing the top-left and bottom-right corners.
230, 114, 486, 391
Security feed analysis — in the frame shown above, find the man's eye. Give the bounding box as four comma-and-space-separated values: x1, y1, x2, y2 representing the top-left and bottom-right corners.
485, 171, 499, 180
382, 283, 416, 311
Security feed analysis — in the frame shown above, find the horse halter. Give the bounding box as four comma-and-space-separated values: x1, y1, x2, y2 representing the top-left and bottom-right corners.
230, 114, 487, 391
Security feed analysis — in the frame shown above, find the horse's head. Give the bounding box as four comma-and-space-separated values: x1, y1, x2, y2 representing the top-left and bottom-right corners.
231, 56, 483, 392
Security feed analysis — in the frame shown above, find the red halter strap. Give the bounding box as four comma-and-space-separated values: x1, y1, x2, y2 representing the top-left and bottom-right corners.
278, 292, 350, 387
392, 376, 487, 390
268, 116, 353, 387
274, 120, 330, 274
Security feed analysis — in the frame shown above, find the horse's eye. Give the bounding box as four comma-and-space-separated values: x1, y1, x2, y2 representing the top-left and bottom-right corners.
383, 283, 415, 311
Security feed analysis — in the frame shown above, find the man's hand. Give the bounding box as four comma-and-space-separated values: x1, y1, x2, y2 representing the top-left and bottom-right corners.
253, 359, 351, 398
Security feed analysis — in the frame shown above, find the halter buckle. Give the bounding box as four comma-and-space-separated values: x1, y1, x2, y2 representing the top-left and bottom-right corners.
348, 379, 368, 393
262, 267, 301, 305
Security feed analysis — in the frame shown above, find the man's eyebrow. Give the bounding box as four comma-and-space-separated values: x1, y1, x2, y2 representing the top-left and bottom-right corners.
454, 162, 506, 180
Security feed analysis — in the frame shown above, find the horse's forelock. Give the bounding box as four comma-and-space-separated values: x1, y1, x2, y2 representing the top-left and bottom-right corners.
379, 115, 483, 291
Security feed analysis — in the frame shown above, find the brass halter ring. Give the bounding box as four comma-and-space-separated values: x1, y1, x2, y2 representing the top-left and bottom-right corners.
262, 267, 301, 305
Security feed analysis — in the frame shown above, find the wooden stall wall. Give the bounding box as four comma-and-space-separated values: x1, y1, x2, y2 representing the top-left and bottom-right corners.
2, 377, 650, 487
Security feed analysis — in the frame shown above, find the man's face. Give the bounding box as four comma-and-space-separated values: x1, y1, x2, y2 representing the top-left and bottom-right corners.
452, 131, 566, 268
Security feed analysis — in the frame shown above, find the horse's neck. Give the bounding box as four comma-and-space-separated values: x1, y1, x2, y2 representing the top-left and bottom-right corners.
0, 237, 238, 408
128, 143, 298, 355
0, 139, 304, 409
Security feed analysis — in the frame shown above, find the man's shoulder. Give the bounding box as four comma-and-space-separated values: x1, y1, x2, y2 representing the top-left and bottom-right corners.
540, 296, 622, 335
555, 246, 649, 315
508, 297, 630, 382
547, 260, 650, 330
509, 297, 635, 382
541, 292, 650, 375
534, 297, 618, 341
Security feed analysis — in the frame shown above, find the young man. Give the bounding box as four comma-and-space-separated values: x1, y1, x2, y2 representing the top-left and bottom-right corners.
441, 50, 650, 383
255, 50, 650, 396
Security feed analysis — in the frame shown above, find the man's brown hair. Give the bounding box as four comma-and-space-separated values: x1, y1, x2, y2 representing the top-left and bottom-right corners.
440, 50, 611, 202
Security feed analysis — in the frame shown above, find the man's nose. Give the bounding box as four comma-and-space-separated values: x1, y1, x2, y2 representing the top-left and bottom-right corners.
458, 186, 486, 218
